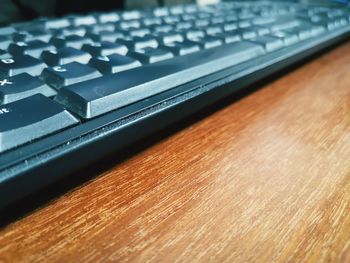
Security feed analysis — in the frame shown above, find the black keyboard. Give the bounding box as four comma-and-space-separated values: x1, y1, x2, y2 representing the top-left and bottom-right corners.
0, 1, 349, 208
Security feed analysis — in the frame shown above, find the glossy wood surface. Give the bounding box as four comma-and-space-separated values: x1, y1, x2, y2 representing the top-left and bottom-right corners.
1, 41, 350, 263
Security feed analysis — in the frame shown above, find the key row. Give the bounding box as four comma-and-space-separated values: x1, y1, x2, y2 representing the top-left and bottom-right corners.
0, 26, 327, 81
0, 19, 335, 62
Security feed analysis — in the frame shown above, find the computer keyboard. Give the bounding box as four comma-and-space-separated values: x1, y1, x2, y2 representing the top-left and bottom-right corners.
0, 1, 349, 208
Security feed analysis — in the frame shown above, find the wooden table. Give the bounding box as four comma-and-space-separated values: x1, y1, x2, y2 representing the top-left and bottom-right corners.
1, 41, 350, 263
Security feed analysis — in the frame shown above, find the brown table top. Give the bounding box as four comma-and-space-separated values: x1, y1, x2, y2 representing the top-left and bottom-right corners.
1, 41, 350, 263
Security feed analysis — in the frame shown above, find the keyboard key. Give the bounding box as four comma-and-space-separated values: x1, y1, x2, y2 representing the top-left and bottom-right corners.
55, 41, 265, 119
0, 55, 46, 77
189, 36, 223, 49
82, 42, 128, 57
0, 50, 11, 59
180, 29, 205, 39
0, 94, 78, 153
117, 20, 141, 30
53, 27, 86, 37
237, 29, 257, 39
211, 32, 241, 44
223, 22, 238, 31
250, 26, 270, 36
41, 47, 92, 66
128, 47, 174, 64
0, 35, 12, 50
9, 40, 56, 58
86, 31, 125, 42
0, 73, 56, 104
86, 23, 115, 34
13, 30, 51, 42
118, 36, 159, 50
69, 15, 97, 26
51, 35, 94, 49
283, 26, 312, 40
205, 25, 223, 35
154, 32, 184, 44
0, 26, 16, 35
122, 11, 141, 20
252, 17, 276, 26
40, 62, 102, 89
89, 54, 142, 74
271, 31, 299, 45
129, 28, 152, 37
34, 18, 70, 29
96, 12, 120, 23
142, 17, 162, 27
269, 18, 302, 32
153, 24, 173, 33
161, 41, 200, 55
248, 35, 284, 52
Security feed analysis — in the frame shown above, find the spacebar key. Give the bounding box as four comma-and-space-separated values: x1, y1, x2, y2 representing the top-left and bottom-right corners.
0, 94, 79, 153
55, 41, 265, 119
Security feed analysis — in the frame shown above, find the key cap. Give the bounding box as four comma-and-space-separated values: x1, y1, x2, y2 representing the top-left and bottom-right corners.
128, 47, 174, 64
223, 22, 238, 31
129, 28, 152, 37
69, 15, 97, 26
0, 94, 78, 153
82, 42, 128, 57
122, 11, 141, 20
51, 35, 94, 49
153, 24, 173, 33
153, 7, 169, 17
0, 26, 16, 36
40, 62, 102, 89
85, 23, 115, 34
86, 31, 125, 42
161, 41, 200, 55
194, 19, 210, 27
249, 26, 270, 36
211, 32, 241, 44
0, 73, 56, 104
189, 36, 223, 49
0, 55, 46, 77
96, 12, 120, 23
248, 35, 284, 52
175, 22, 193, 30
118, 36, 159, 50
238, 19, 251, 28
252, 17, 276, 26
163, 16, 181, 24
9, 40, 56, 58
142, 17, 162, 27
55, 41, 265, 119
154, 32, 184, 44
271, 31, 299, 45
283, 26, 312, 40
53, 26, 86, 37
117, 20, 141, 30
34, 18, 70, 29
89, 54, 142, 74
13, 30, 51, 42
205, 25, 223, 35
237, 29, 257, 39
41, 47, 92, 66
0, 35, 12, 50
0, 50, 11, 59
180, 29, 205, 39
269, 18, 302, 32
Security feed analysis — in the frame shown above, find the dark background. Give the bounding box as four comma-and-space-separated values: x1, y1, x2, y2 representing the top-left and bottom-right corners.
0, 0, 194, 25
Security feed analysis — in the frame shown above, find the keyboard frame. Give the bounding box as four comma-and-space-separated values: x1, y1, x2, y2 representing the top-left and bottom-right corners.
0, 22, 349, 208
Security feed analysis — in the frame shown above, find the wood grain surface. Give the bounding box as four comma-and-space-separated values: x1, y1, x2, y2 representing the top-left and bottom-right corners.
1, 41, 350, 263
